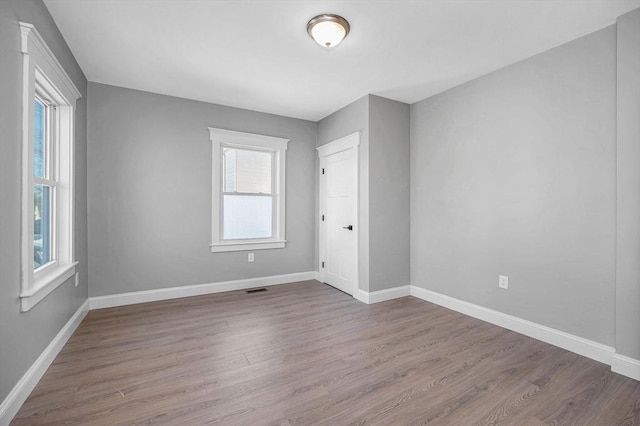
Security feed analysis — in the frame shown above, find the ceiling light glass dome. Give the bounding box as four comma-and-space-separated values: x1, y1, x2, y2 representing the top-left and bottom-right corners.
307, 14, 350, 48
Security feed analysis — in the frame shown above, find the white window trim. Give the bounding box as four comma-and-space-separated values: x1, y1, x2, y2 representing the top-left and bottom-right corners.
209, 127, 289, 252
20, 22, 81, 311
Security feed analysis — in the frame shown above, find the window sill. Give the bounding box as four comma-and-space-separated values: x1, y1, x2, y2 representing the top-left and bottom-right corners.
210, 240, 286, 253
20, 261, 78, 312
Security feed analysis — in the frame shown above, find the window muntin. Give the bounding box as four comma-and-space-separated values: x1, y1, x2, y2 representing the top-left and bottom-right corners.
209, 127, 289, 252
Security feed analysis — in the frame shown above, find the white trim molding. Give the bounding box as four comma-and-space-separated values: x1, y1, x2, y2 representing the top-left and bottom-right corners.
408, 285, 640, 381
3, 279, 638, 426
19, 22, 81, 311
208, 127, 289, 151
209, 127, 289, 253
89, 271, 317, 309
317, 131, 361, 296
611, 354, 640, 381
18, 23, 81, 101
316, 131, 361, 157
0, 300, 89, 426
409, 286, 617, 365
332, 282, 629, 378
20, 262, 78, 312
334, 282, 638, 379
209, 240, 286, 252
355, 286, 411, 304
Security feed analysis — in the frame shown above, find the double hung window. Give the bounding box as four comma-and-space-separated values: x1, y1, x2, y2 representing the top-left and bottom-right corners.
20, 22, 81, 311
209, 128, 289, 252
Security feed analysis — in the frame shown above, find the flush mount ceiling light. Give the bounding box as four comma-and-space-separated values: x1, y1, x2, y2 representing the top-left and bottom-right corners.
307, 14, 350, 48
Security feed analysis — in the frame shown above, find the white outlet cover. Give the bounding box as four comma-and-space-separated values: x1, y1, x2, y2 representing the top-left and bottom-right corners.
248, 253, 254, 262
499, 275, 509, 289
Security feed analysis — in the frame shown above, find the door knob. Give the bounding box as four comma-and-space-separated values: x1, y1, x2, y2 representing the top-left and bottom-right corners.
342, 225, 353, 230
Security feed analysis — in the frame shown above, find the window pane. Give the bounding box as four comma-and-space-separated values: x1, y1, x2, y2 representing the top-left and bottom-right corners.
223, 195, 272, 240
223, 148, 272, 193
34, 98, 46, 178
34, 184, 52, 269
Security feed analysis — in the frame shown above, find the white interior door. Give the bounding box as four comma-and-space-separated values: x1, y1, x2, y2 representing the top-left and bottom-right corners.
319, 133, 359, 296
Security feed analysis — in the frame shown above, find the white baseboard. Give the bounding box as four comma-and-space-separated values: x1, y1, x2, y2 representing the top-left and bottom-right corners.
89, 271, 318, 309
355, 289, 368, 303
3, 278, 637, 426
352, 284, 632, 379
356, 286, 411, 304
409, 286, 616, 366
0, 299, 89, 426
611, 353, 640, 380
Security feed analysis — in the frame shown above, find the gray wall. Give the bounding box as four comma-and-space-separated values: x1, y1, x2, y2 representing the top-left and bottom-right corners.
316, 95, 410, 293
87, 83, 316, 297
410, 26, 617, 345
1, 3, 636, 409
368, 96, 410, 291
616, 9, 640, 360
317, 95, 370, 291
0, 0, 88, 402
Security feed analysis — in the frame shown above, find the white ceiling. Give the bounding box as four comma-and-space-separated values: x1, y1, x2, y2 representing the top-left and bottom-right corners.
44, 0, 639, 121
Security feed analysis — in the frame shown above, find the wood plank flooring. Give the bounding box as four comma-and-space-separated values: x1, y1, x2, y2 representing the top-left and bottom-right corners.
12, 280, 640, 425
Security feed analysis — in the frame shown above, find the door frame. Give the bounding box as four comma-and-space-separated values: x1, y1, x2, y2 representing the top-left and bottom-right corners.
317, 132, 360, 296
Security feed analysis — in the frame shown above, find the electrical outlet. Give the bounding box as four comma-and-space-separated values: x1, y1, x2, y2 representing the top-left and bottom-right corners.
75, 272, 79, 287
248, 253, 254, 263
499, 275, 508, 290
